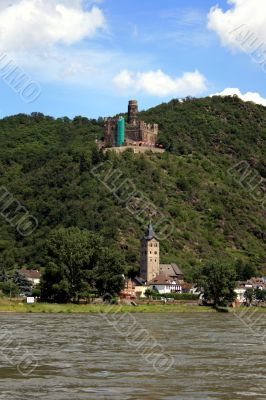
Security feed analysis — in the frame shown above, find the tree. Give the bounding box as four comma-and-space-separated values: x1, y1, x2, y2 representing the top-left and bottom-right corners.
235, 260, 257, 281
254, 288, 266, 302
40, 228, 125, 302
195, 261, 237, 307
144, 288, 153, 299
92, 248, 125, 296
244, 288, 254, 305
0, 281, 19, 298
0, 249, 16, 272
12, 271, 32, 296
0, 269, 8, 283
41, 228, 103, 303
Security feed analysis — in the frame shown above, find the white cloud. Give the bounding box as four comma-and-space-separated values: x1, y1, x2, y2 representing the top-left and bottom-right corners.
0, 0, 106, 51
113, 69, 207, 97
211, 88, 266, 107
208, 0, 266, 51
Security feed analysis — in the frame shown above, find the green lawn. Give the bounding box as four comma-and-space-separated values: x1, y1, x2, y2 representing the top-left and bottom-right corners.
0, 300, 216, 313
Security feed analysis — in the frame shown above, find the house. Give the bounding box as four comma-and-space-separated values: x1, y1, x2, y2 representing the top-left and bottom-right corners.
20, 269, 41, 287
180, 282, 193, 293
235, 278, 266, 304
148, 274, 182, 294
133, 277, 147, 299
120, 278, 136, 299
159, 264, 184, 281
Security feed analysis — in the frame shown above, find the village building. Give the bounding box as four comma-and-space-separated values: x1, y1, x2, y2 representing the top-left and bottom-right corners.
140, 224, 184, 283
120, 224, 191, 299
235, 278, 266, 304
20, 269, 41, 287
148, 274, 183, 294
159, 264, 184, 281
120, 278, 136, 300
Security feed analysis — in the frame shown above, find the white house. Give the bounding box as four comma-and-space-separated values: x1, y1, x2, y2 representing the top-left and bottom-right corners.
235, 281, 254, 303
20, 269, 41, 287
148, 274, 182, 294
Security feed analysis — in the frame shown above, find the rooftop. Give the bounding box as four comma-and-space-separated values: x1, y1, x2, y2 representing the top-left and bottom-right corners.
143, 223, 157, 240
20, 269, 41, 279
148, 274, 182, 285
159, 263, 183, 277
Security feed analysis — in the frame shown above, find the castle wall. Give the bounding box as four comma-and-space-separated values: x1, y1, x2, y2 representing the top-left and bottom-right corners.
104, 119, 117, 147
139, 121, 158, 145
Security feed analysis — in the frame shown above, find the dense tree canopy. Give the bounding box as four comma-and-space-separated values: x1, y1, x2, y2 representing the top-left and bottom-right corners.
40, 227, 125, 302
195, 261, 237, 307
0, 96, 265, 285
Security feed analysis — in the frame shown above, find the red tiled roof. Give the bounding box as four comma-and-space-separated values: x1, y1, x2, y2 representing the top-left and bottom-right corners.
148, 274, 181, 285
20, 269, 41, 279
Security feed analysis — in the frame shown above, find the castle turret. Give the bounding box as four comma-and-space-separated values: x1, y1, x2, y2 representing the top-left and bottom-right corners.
128, 100, 138, 126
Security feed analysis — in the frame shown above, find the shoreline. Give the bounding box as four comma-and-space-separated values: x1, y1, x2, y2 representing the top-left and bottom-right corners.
0, 302, 215, 313
1, 302, 266, 314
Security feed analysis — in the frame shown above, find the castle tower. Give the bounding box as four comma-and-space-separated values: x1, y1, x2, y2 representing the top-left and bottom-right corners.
140, 224, 160, 282
128, 100, 138, 126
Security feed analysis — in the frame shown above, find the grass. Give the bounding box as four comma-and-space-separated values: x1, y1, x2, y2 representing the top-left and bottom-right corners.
0, 299, 216, 313
1, 299, 265, 314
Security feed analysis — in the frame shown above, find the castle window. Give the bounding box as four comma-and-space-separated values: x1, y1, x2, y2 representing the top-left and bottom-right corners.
154, 251, 157, 255
150, 243, 153, 247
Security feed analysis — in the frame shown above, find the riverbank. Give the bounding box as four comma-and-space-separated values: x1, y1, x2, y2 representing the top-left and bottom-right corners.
1, 301, 266, 313
0, 301, 215, 313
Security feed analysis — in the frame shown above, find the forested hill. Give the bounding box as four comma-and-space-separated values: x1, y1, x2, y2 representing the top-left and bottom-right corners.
0, 95, 266, 279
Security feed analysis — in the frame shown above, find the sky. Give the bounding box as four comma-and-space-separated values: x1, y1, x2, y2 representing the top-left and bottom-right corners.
0, 0, 266, 118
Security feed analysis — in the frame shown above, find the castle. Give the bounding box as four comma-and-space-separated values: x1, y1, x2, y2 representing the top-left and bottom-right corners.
104, 100, 159, 148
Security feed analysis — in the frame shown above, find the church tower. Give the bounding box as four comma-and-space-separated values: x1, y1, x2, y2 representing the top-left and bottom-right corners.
140, 224, 160, 282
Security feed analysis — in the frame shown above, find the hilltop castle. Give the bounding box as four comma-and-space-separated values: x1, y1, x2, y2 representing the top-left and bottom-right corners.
104, 100, 159, 148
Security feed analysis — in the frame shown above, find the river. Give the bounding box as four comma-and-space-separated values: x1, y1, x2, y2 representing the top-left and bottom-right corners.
0, 313, 265, 399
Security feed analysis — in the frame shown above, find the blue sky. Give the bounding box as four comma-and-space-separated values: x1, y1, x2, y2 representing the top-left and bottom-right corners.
0, 0, 266, 118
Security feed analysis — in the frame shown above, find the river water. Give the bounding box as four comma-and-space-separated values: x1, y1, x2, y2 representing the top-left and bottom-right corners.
0, 313, 265, 400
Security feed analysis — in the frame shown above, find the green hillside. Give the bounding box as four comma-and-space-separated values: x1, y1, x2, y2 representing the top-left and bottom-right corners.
0, 96, 265, 280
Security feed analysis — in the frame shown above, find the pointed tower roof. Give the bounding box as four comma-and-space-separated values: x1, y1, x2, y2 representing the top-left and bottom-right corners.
143, 223, 157, 240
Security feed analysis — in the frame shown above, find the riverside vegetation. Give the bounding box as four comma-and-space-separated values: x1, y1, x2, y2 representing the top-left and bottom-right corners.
0, 96, 265, 303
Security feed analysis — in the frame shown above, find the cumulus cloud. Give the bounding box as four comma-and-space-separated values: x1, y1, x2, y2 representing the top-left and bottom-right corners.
208, 0, 266, 51
211, 88, 266, 107
0, 0, 106, 51
113, 69, 207, 97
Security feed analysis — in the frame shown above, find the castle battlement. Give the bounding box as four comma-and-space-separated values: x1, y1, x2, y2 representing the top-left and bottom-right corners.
104, 101, 159, 148
139, 121, 159, 135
